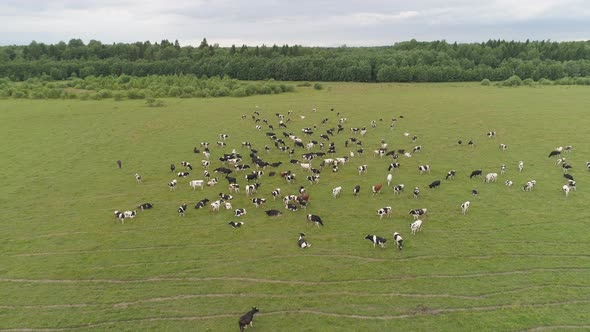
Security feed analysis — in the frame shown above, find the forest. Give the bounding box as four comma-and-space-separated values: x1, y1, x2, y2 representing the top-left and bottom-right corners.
1, 39, 590, 83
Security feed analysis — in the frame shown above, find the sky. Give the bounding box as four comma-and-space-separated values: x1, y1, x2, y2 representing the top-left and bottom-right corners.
1, 0, 589, 47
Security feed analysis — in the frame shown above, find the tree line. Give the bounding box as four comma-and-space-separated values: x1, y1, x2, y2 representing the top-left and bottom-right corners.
1, 38, 590, 82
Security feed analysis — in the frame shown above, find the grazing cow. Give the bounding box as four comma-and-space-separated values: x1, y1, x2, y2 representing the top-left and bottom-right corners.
168, 179, 177, 191
562, 184, 571, 197
178, 204, 187, 216
123, 210, 137, 219
135, 173, 142, 183
388, 162, 400, 171
306, 175, 320, 184
251, 198, 267, 208
392, 232, 404, 250
358, 165, 368, 175
487, 131, 497, 138
472, 189, 479, 196
413, 187, 420, 199
563, 174, 574, 181
518, 161, 524, 172
413, 145, 422, 153
219, 193, 233, 201
207, 177, 219, 186
568, 180, 576, 191
137, 203, 153, 210
170, 164, 176, 172
499, 144, 507, 151
271, 188, 281, 200
219, 133, 229, 140
372, 184, 383, 195
505, 180, 513, 187
365, 234, 387, 248
195, 198, 210, 209
234, 208, 247, 217
265, 209, 282, 217
501, 165, 507, 174
461, 201, 470, 215
484, 173, 498, 183
555, 158, 566, 165
238, 307, 259, 332
470, 170, 483, 178
562, 163, 572, 173
203, 170, 210, 178
441, 170, 455, 182
410, 220, 423, 235
245, 183, 261, 196
306, 214, 324, 227
114, 210, 126, 223
245, 173, 260, 182
548, 150, 561, 158
116, 160, 122, 169
386, 173, 393, 186
298, 233, 311, 248
189, 180, 204, 190
403, 152, 412, 158
428, 180, 441, 189
177, 172, 190, 178
285, 173, 296, 183
229, 183, 240, 193
181, 161, 193, 170
522, 180, 536, 191
201, 160, 210, 168
229, 221, 244, 228
418, 165, 430, 174
332, 186, 342, 198
377, 206, 392, 219
409, 208, 427, 219
353, 184, 361, 197
393, 184, 405, 195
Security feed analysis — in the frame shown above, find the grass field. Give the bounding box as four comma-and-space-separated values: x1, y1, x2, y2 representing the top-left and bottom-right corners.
1, 83, 590, 331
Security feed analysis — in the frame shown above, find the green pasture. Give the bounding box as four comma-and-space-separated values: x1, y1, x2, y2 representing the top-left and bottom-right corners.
1, 83, 589, 331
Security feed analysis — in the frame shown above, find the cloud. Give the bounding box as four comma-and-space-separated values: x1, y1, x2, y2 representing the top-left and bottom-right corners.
0, 0, 588, 46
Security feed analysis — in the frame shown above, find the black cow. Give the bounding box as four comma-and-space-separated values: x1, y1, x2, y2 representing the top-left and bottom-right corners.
265, 209, 282, 217
170, 164, 176, 172
428, 180, 441, 189
470, 170, 483, 178
194, 198, 210, 209
239, 307, 259, 332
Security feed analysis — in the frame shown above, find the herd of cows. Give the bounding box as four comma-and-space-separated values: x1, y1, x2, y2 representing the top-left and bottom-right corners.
111, 105, 587, 329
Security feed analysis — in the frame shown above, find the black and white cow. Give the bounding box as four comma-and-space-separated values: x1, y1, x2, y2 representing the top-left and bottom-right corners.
461, 201, 470, 215
114, 210, 126, 223
307, 214, 324, 227
499, 144, 507, 151
234, 208, 247, 217
228, 221, 244, 228
271, 188, 281, 200
168, 179, 177, 191
377, 206, 392, 219
285, 203, 298, 211
412, 145, 422, 153
298, 233, 311, 248
177, 172, 190, 178
181, 161, 193, 170
388, 162, 401, 171
413, 187, 420, 199
393, 184, 405, 195
358, 165, 368, 175
418, 165, 431, 174
445, 170, 456, 180
563, 174, 574, 181
219, 193, 233, 200
137, 203, 153, 210
409, 208, 427, 219
251, 198, 267, 208
365, 234, 387, 248
548, 150, 561, 158
228, 183, 240, 193
195, 198, 210, 209
238, 307, 259, 332
307, 175, 320, 184
135, 173, 142, 183
392, 232, 404, 250
178, 204, 187, 216
487, 131, 496, 138
353, 184, 361, 197
245, 183, 261, 196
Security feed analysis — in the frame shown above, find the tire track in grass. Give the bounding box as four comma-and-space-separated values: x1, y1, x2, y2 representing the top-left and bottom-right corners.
522, 325, 590, 331
2, 267, 589, 285
2, 300, 590, 331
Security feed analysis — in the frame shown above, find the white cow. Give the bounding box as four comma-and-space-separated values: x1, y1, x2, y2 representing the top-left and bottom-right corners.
386, 173, 393, 186
461, 201, 470, 215
332, 186, 342, 198
189, 180, 204, 190
410, 219, 423, 235
484, 173, 498, 183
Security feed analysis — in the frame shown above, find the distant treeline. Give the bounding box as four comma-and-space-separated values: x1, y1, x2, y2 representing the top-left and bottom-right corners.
1, 38, 590, 82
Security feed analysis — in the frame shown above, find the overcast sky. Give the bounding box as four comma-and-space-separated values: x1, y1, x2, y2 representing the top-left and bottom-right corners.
1, 0, 589, 47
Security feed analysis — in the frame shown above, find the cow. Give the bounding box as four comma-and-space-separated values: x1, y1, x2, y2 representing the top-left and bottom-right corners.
201, 160, 210, 169
470, 170, 483, 178
189, 180, 204, 190
377, 206, 392, 219
564, 174, 574, 181
234, 208, 247, 217
505, 180, 513, 187
413, 145, 422, 153
238, 307, 259, 332
298, 233, 311, 248
446, 170, 456, 180
251, 198, 267, 208
306, 175, 320, 184
386, 173, 393, 186
568, 180, 576, 191
135, 173, 142, 183
219, 193, 233, 201
229, 183, 240, 193
177, 172, 190, 178
168, 179, 177, 191
181, 161, 192, 170
461, 201, 470, 215
413, 187, 420, 199
195, 198, 210, 209
113, 210, 126, 223
116, 160, 122, 169
229, 221, 244, 228
372, 184, 383, 195
393, 184, 405, 195
499, 144, 507, 151
353, 185, 361, 197
418, 165, 430, 174
392, 232, 404, 250
501, 165, 507, 175
332, 186, 342, 198
265, 209, 282, 217
245, 183, 261, 196
548, 150, 561, 158
410, 220, 422, 235
472, 189, 479, 196
409, 208, 427, 220
207, 177, 219, 186
271, 188, 281, 200
178, 204, 187, 216
484, 173, 498, 183
365, 234, 387, 248
487, 131, 496, 138
518, 161, 524, 172
388, 162, 400, 171
137, 203, 153, 210
170, 164, 176, 173
562, 184, 571, 197
307, 214, 324, 227
285, 173, 296, 183
428, 180, 441, 189
123, 210, 137, 219
562, 163, 573, 173
358, 165, 368, 175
